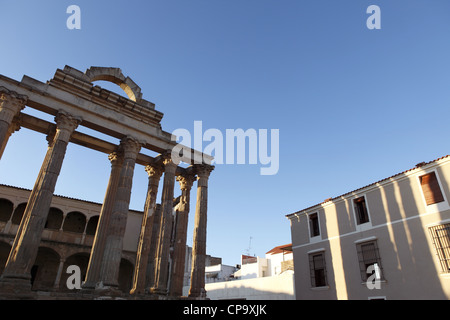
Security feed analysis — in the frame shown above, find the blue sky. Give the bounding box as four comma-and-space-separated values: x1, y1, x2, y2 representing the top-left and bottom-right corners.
1, 1, 450, 265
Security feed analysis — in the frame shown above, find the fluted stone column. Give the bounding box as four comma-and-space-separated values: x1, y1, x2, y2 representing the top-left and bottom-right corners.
151, 157, 177, 294
0, 111, 81, 293
130, 163, 163, 295
169, 173, 195, 297
99, 136, 141, 289
145, 203, 162, 292
189, 165, 213, 298
0, 88, 26, 160
83, 151, 124, 290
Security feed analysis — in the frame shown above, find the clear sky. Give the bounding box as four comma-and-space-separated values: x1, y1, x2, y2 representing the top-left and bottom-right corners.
1, 1, 450, 265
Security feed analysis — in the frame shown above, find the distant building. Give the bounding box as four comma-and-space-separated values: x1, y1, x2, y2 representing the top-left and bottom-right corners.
286, 155, 450, 300
201, 244, 295, 300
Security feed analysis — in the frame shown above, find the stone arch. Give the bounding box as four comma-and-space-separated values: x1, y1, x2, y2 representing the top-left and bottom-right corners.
85, 215, 99, 236
62, 211, 87, 234
118, 258, 134, 293
45, 207, 64, 230
60, 252, 90, 291
0, 198, 13, 222
11, 202, 27, 225
85, 67, 143, 102
31, 247, 60, 291
0, 241, 12, 275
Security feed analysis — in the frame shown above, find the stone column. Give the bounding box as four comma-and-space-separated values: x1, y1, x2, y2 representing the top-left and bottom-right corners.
83, 151, 124, 290
130, 163, 163, 295
151, 156, 177, 294
0, 111, 81, 293
99, 136, 141, 289
53, 258, 66, 290
145, 204, 162, 292
189, 165, 213, 298
169, 173, 195, 297
0, 88, 26, 160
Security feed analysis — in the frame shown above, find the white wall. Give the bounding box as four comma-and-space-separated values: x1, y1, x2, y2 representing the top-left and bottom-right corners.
203, 271, 295, 300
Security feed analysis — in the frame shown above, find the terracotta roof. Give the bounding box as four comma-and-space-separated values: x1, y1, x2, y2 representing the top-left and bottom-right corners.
286, 154, 450, 218
266, 244, 292, 255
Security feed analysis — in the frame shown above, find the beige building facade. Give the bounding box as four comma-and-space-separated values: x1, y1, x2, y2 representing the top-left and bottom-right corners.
287, 155, 450, 300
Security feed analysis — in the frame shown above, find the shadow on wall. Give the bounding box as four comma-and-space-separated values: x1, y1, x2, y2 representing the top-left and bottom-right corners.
183, 271, 295, 300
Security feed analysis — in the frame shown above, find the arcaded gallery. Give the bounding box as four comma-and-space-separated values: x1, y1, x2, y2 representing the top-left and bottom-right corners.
0, 66, 213, 299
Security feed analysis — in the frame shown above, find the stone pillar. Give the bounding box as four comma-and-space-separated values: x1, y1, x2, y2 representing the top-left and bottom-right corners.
0, 88, 26, 160
189, 165, 213, 298
151, 157, 177, 294
169, 173, 195, 297
83, 151, 124, 290
0, 111, 81, 293
53, 258, 66, 290
130, 163, 163, 295
99, 136, 141, 289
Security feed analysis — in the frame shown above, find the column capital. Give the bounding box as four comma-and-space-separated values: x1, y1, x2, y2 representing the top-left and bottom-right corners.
119, 136, 141, 160
162, 152, 178, 174
0, 87, 28, 108
8, 116, 22, 135
54, 111, 82, 143
108, 151, 124, 167
55, 110, 82, 131
177, 173, 195, 191
194, 164, 214, 187
0, 88, 27, 124
145, 163, 164, 179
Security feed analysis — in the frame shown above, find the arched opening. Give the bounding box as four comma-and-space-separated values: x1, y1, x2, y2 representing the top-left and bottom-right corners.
118, 258, 134, 293
31, 247, 60, 291
85, 216, 99, 236
85, 66, 142, 102
11, 202, 26, 225
45, 207, 64, 230
0, 241, 12, 275
60, 252, 90, 291
0, 199, 13, 222
62, 212, 86, 234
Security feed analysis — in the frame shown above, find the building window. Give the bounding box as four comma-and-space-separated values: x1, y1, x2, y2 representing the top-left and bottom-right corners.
309, 213, 320, 238
356, 240, 384, 282
309, 252, 327, 287
354, 196, 370, 225
429, 223, 450, 273
420, 172, 445, 206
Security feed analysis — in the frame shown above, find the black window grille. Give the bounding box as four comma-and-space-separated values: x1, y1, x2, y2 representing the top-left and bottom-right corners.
309, 252, 327, 287
356, 240, 384, 282
429, 223, 450, 273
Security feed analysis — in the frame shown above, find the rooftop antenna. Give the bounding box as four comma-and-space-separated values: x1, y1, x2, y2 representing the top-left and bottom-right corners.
246, 236, 253, 256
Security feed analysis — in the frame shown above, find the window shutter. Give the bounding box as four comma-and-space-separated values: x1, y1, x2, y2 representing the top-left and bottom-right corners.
420, 172, 445, 205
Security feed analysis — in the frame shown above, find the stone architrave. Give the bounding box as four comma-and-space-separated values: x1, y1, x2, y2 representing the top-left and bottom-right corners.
151, 156, 177, 294
83, 151, 124, 290
130, 163, 163, 295
0, 111, 81, 293
169, 173, 195, 297
99, 136, 141, 289
0, 88, 27, 160
189, 165, 214, 298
